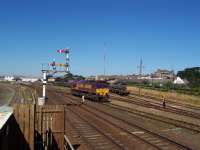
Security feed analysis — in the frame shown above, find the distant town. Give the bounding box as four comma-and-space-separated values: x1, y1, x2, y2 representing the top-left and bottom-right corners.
88, 68, 184, 84
0, 75, 39, 83
88, 68, 189, 87
0, 68, 186, 85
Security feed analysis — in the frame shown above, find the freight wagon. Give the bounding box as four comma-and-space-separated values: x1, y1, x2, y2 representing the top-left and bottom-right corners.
109, 84, 130, 96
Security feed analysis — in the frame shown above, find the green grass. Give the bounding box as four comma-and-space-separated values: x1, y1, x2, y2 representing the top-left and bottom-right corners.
0, 84, 15, 105
128, 83, 200, 97
128, 85, 200, 107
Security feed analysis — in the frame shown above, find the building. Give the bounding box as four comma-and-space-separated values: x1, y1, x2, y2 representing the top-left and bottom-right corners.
4, 76, 14, 81
0, 76, 4, 81
173, 76, 188, 85
152, 69, 175, 80
21, 78, 39, 83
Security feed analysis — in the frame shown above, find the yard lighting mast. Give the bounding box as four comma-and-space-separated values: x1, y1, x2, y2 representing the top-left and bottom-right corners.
137, 58, 144, 96
103, 43, 106, 77
138, 58, 144, 79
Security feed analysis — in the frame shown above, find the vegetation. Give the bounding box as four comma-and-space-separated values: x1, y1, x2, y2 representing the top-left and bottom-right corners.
55, 73, 85, 82
128, 67, 200, 96
177, 67, 200, 88
0, 83, 15, 105
128, 82, 200, 96
64, 73, 85, 81
127, 86, 200, 106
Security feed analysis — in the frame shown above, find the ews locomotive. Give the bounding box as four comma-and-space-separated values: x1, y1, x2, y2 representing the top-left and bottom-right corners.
71, 80, 110, 102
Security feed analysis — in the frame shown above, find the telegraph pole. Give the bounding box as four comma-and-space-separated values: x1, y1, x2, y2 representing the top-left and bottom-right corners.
139, 58, 143, 79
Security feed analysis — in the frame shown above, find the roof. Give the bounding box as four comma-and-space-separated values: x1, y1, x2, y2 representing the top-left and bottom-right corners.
0, 106, 13, 130
155, 69, 173, 73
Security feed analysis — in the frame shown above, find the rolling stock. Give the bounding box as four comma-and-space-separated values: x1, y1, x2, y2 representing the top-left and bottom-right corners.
71, 80, 110, 101
109, 84, 130, 96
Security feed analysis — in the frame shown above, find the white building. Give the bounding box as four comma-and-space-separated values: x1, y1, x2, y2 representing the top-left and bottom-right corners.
173, 77, 185, 85
21, 78, 39, 83
4, 76, 14, 82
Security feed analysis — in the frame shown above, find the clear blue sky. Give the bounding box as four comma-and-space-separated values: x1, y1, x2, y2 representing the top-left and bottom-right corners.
0, 0, 199, 76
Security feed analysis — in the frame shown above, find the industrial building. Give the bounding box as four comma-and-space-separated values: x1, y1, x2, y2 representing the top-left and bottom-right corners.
151, 69, 175, 80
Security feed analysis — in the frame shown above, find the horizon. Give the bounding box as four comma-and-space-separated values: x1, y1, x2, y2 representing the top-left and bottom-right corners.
0, 0, 199, 76
0, 66, 197, 78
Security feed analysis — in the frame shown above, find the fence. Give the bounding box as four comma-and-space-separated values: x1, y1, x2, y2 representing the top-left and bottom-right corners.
13, 104, 35, 150
35, 105, 65, 150
10, 104, 66, 150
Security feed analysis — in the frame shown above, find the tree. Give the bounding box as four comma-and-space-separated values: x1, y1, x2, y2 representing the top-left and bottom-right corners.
14, 77, 22, 81
177, 67, 200, 87
64, 73, 85, 81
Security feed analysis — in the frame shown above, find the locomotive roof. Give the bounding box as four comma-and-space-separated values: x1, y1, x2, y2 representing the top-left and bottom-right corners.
77, 80, 106, 83
75, 80, 108, 87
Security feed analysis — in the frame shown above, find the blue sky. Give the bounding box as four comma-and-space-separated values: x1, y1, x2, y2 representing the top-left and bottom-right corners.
0, 0, 199, 76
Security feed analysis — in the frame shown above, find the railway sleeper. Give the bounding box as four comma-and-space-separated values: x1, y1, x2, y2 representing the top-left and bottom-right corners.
68, 112, 122, 149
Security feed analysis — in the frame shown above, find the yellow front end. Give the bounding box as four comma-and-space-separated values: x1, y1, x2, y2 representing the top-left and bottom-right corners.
96, 88, 109, 96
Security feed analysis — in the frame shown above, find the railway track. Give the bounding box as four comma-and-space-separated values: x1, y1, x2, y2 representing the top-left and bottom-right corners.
105, 102, 200, 133
66, 107, 126, 150
60, 92, 193, 149
49, 89, 80, 105
111, 94, 200, 120
78, 102, 192, 150
28, 84, 200, 131
28, 84, 197, 149
130, 93, 200, 111
11, 84, 21, 104
64, 91, 200, 134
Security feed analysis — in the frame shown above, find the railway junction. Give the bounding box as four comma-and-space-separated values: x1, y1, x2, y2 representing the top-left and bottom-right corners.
1, 82, 200, 150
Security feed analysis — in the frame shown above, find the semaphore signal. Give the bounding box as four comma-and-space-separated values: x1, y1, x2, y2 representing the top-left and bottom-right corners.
39, 48, 70, 105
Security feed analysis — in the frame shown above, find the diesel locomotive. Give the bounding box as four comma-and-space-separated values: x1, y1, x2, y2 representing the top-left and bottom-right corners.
71, 80, 110, 101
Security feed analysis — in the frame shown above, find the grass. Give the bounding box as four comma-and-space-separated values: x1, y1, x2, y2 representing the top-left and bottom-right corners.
0, 83, 15, 105
128, 82, 200, 96
127, 85, 200, 107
